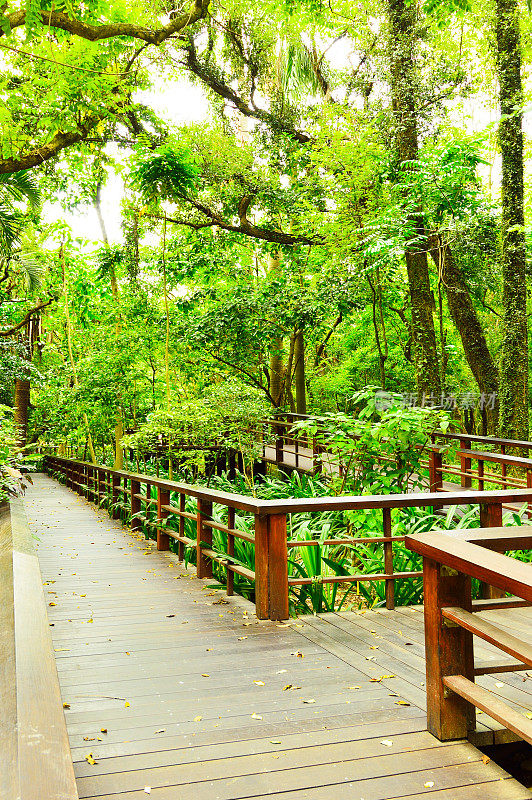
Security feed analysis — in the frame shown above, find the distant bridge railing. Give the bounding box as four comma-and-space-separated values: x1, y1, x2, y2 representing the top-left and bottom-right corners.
407, 526, 532, 744
260, 412, 532, 504
45, 455, 532, 620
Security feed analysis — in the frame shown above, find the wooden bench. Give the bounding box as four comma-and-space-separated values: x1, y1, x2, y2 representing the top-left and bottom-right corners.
0, 500, 78, 800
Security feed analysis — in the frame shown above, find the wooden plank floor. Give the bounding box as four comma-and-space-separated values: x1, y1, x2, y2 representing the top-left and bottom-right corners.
24, 474, 532, 800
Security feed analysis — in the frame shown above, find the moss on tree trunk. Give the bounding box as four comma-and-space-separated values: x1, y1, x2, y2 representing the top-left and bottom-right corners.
388, 0, 441, 400
496, 0, 528, 440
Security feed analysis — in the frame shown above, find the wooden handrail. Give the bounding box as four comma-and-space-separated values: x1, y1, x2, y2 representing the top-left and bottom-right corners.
0, 501, 78, 800
45, 456, 532, 620
406, 527, 532, 744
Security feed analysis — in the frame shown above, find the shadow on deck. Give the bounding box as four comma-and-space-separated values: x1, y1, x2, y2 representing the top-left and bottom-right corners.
19, 474, 532, 800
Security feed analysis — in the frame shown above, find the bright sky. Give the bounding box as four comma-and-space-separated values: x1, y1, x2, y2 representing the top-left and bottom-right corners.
43, 77, 210, 245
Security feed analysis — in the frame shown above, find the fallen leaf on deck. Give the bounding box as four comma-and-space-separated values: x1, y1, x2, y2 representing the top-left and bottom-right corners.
63, 702, 70, 709
290, 651, 304, 658
282, 685, 293, 691
49, 602, 57, 606
155, 729, 166, 734
202, 674, 210, 678
144, 788, 151, 794
395, 700, 410, 706
194, 716, 202, 722
100, 728, 107, 734
424, 782, 434, 788
380, 740, 393, 747
253, 680, 265, 686
251, 713, 263, 720
85, 753, 96, 765
482, 755, 490, 764
125, 701, 130, 708
270, 740, 282, 744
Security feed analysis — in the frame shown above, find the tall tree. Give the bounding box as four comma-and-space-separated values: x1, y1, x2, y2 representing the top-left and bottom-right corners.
387, 0, 441, 400
495, 0, 528, 439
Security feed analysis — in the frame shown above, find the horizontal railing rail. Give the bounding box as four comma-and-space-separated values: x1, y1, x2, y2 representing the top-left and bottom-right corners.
0, 499, 78, 800
406, 527, 532, 744
46, 455, 532, 619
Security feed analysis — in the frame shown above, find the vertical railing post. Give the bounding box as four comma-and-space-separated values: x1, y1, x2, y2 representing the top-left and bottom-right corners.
383, 507, 394, 610
527, 469, 532, 520
178, 493, 185, 561
157, 486, 170, 551
268, 513, 289, 621
477, 457, 484, 491
275, 424, 284, 466
197, 499, 213, 579
501, 444, 507, 488
254, 514, 269, 619
254, 513, 289, 621
111, 473, 120, 519
130, 479, 141, 532
460, 437, 472, 488
227, 506, 235, 596
479, 500, 503, 599
423, 557, 475, 741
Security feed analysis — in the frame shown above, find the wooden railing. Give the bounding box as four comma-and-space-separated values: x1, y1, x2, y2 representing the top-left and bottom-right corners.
406, 526, 532, 744
0, 500, 78, 800
46, 455, 532, 619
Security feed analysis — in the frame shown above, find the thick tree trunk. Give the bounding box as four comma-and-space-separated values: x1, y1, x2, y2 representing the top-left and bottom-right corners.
495, 0, 528, 440
428, 236, 500, 433
388, 0, 441, 400
294, 330, 307, 414
14, 379, 30, 448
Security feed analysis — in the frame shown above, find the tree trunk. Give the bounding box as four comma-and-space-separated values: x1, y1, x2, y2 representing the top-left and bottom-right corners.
388, 0, 441, 401
14, 379, 30, 448
495, 0, 528, 440
268, 253, 284, 407
294, 329, 307, 414
113, 409, 124, 470
427, 235, 500, 433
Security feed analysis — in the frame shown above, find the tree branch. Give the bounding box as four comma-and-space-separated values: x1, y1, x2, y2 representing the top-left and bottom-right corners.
143, 209, 321, 247
4, 1, 209, 45
0, 297, 55, 337
181, 38, 312, 144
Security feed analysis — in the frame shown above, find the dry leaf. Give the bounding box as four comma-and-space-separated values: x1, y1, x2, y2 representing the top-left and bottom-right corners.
202, 674, 210, 678
155, 729, 166, 734
395, 700, 410, 706
302, 698, 315, 704
194, 715, 202, 722
282, 685, 293, 691
253, 680, 265, 686
270, 739, 282, 744
251, 713, 263, 720
125, 701, 130, 708
424, 782, 435, 788
49, 602, 57, 607
482, 754, 491, 764
84, 753, 96, 765
100, 728, 107, 734
63, 702, 70, 709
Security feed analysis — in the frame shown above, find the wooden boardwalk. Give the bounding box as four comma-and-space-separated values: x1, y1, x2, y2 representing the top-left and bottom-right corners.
24, 474, 532, 800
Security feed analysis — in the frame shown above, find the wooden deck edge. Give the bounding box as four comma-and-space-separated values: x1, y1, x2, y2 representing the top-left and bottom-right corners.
0, 499, 79, 800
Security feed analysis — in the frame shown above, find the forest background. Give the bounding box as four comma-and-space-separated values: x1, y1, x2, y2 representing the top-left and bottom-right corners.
1, 0, 531, 478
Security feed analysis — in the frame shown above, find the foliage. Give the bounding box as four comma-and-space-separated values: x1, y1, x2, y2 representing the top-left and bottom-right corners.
293, 388, 453, 495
